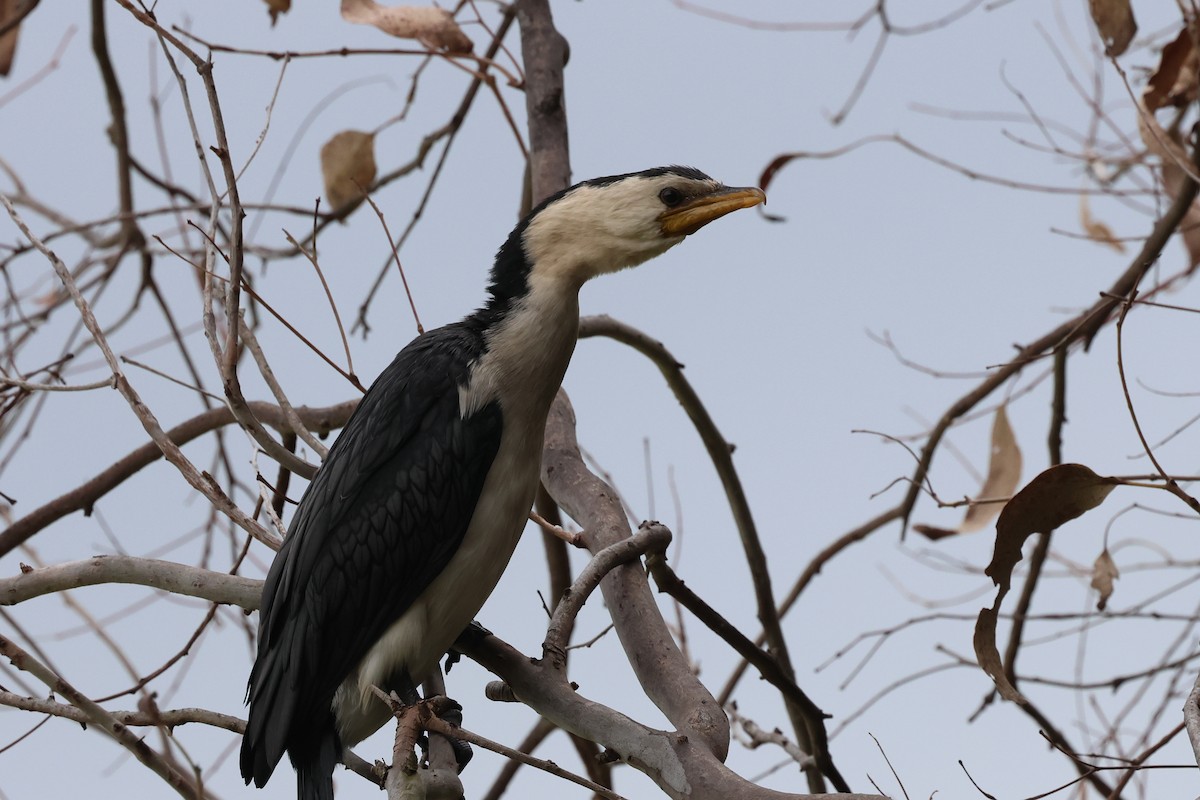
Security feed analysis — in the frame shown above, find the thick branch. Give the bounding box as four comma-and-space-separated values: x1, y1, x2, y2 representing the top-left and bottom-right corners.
1186, 671, 1200, 769
515, 0, 570, 203
543, 522, 671, 667
541, 389, 729, 759
458, 630, 881, 800
1, 555, 261, 610
0, 690, 245, 734
577, 315, 819, 787
534, 483, 613, 789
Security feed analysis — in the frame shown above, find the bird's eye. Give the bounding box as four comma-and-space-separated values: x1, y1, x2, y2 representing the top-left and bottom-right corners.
659, 187, 685, 208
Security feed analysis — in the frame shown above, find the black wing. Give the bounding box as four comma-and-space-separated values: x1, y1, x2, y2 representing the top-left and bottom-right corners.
240, 324, 502, 787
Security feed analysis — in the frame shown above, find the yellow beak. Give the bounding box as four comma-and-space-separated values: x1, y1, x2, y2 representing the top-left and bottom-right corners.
659, 186, 766, 237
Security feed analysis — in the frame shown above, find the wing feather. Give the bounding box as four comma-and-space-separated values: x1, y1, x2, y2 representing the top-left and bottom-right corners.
240, 323, 502, 785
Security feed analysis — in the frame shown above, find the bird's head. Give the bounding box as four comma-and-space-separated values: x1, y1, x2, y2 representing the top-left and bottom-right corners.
489, 166, 765, 302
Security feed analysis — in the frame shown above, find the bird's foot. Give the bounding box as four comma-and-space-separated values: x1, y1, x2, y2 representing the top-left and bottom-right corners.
417, 696, 473, 773
434, 702, 474, 772
529, 510, 584, 546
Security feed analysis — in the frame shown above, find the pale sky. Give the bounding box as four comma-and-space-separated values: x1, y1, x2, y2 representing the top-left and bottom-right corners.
2, 2, 1199, 799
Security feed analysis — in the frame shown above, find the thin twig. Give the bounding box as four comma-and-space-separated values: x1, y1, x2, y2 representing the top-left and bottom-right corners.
0, 196, 275, 550
359, 191, 423, 335
424, 716, 629, 800
0, 635, 200, 799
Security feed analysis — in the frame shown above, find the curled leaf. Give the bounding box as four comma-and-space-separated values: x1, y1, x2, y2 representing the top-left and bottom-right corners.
1145, 26, 1198, 112
974, 464, 1118, 706
1087, 0, 1137, 57
974, 599, 1025, 705
340, 0, 473, 53
985, 463, 1117, 592
321, 130, 377, 213
1141, 44, 1200, 274
754, 153, 798, 222
1091, 549, 1119, 611
1079, 194, 1125, 254
0, 0, 22, 76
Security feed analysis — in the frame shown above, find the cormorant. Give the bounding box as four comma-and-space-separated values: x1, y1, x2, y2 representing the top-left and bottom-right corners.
239, 166, 765, 799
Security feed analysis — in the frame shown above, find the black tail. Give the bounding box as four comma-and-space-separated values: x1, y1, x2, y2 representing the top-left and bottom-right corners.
294, 724, 341, 800
240, 646, 295, 788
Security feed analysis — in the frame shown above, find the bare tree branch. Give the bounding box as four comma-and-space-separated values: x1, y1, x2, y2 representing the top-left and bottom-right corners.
0, 398, 355, 557
0, 634, 202, 799
1, 555, 261, 609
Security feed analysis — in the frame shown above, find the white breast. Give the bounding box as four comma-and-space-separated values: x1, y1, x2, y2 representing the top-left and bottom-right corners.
333, 274, 581, 746
334, 421, 542, 745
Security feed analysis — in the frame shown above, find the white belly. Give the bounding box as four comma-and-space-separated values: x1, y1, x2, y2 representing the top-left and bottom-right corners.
332, 424, 541, 745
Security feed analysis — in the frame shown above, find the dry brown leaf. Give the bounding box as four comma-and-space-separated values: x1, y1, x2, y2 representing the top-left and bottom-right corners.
1162, 162, 1200, 272
263, 0, 292, 26
340, 0, 473, 53
985, 463, 1118, 592
1091, 548, 1119, 611
1078, 194, 1125, 254
959, 406, 1023, 533
1145, 47, 1200, 273
321, 130, 377, 213
974, 598, 1025, 705
0, 0, 22, 76
974, 463, 1117, 706
912, 524, 958, 541
915, 406, 1022, 540
1087, 0, 1136, 57
1145, 26, 1199, 112
1138, 32, 1193, 168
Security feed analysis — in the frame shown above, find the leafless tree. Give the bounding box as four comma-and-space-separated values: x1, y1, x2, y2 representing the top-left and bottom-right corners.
2, 2, 1200, 799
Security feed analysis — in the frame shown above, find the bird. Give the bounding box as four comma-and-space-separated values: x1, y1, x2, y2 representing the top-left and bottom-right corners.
239, 165, 765, 800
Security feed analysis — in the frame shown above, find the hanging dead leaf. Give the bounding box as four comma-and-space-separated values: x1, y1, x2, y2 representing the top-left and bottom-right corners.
974, 597, 1026, 705
974, 464, 1117, 706
321, 130, 377, 213
262, 0, 292, 26
340, 0, 473, 53
959, 406, 1023, 533
986, 463, 1118, 592
1163, 163, 1200, 272
1087, 0, 1136, 57
1138, 29, 1194, 169
914, 406, 1022, 540
1090, 548, 1119, 611
1078, 194, 1125, 253
1145, 26, 1199, 112
0, 0, 22, 76
1136, 26, 1200, 272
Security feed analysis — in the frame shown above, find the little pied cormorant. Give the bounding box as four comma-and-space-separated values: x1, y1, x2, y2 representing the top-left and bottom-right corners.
239, 166, 765, 800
